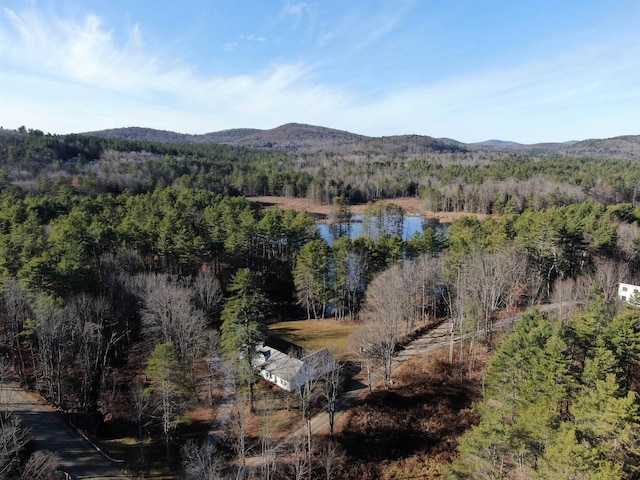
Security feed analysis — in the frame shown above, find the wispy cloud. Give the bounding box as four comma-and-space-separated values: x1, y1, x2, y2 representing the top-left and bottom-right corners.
354, 2, 413, 52
0, 7, 170, 94
316, 1, 411, 52
223, 41, 239, 52
342, 35, 640, 142
0, 7, 347, 132
280, 2, 312, 24
281, 2, 308, 20
1, 6, 639, 143
242, 34, 267, 42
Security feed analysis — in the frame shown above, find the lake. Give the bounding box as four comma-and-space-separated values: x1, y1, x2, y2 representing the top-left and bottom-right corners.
316, 214, 444, 245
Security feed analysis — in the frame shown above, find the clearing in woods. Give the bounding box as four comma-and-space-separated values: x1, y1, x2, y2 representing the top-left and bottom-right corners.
267, 319, 356, 361
249, 195, 490, 222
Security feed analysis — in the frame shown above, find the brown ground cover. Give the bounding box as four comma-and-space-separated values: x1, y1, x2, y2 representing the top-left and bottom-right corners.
249, 195, 490, 222
336, 346, 484, 479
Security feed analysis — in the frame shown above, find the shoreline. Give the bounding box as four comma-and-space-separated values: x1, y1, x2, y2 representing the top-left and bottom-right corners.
248, 195, 490, 223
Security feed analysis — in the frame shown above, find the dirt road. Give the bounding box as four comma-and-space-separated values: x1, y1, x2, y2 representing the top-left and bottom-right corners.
265, 319, 455, 451
298, 306, 564, 440
1, 383, 128, 480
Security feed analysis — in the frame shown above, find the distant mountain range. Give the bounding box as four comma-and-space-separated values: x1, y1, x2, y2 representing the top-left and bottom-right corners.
83, 123, 640, 160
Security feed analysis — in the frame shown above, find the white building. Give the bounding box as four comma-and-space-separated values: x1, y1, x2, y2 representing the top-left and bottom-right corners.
254, 345, 336, 392
618, 283, 640, 304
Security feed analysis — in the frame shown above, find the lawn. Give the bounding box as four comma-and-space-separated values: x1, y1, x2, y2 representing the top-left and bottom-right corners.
267, 319, 356, 361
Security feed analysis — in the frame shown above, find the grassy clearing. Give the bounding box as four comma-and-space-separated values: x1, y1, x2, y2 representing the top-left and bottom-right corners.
250, 385, 302, 438
268, 319, 356, 360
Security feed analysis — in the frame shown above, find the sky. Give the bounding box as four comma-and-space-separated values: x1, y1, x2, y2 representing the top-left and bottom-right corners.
1, 1, 639, 143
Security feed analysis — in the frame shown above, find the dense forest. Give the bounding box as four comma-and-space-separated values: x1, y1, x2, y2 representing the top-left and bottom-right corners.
1, 126, 640, 478
452, 305, 640, 479
3, 127, 640, 211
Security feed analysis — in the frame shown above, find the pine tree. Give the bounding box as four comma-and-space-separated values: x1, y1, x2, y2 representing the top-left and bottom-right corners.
220, 268, 269, 412
293, 240, 331, 319
144, 342, 192, 464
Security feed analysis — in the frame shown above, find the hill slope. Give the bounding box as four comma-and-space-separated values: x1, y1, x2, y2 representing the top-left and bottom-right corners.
83, 124, 640, 159
84, 123, 467, 154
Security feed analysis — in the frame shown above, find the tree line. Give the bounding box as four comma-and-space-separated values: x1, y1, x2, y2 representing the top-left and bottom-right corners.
3, 128, 640, 211
452, 303, 640, 479
3, 126, 640, 476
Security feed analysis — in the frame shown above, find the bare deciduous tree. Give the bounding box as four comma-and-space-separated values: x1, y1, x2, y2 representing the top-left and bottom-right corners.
142, 273, 208, 371
450, 247, 527, 371
349, 326, 375, 394
296, 369, 326, 479
551, 278, 581, 323
592, 258, 630, 304
21, 450, 61, 480
132, 379, 148, 463
228, 391, 250, 480
66, 293, 122, 411
405, 254, 444, 326
355, 263, 423, 389
32, 294, 67, 406
258, 393, 279, 480
319, 358, 342, 438
0, 278, 30, 382
181, 440, 224, 480
351, 314, 398, 390
288, 435, 310, 480
193, 271, 223, 319
0, 413, 30, 478
315, 440, 345, 480
617, 222, 640, 263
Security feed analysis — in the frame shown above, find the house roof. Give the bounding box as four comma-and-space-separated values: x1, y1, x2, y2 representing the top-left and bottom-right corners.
300, 348, 336, 376
255, 346, 303, 383
256, 346, 337, 386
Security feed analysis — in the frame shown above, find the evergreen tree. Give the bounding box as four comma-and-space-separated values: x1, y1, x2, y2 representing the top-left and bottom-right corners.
220, 268, 269, 412
144, 342, 192, 464
452, 305, 640, 479
293, 239, 331, 319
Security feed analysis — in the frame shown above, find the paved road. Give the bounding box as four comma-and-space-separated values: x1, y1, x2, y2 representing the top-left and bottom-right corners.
1, 383, 128, 480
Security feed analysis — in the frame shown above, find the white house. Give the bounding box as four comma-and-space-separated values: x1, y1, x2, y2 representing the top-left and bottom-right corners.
618, 283, 640, 304
254, 345, 336, 392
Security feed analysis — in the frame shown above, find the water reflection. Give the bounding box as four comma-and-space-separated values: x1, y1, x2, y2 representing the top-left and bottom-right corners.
317, 215, 444, 245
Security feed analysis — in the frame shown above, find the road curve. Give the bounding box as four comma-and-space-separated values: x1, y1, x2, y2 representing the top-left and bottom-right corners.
1, 382, 128, 480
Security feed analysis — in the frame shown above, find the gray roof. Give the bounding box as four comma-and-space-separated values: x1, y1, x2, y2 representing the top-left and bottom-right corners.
256, 346, 336, 386
255, 346, 303, 383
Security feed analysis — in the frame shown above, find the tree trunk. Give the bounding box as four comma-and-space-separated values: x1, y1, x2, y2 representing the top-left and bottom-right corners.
249, 382, 255, 414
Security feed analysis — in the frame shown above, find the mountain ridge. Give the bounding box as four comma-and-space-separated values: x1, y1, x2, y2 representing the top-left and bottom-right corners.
82, 123, 640, 159
83, 123, 468, 154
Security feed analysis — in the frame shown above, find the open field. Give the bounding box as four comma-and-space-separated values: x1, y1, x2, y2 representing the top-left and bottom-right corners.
249, 195, 490, 222
267, 319, 356, 361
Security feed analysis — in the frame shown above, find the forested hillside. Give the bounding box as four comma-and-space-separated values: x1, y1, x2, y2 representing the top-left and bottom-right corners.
1, 125, 640, 478
3, 126, 640, 210
452, 305, 640, 479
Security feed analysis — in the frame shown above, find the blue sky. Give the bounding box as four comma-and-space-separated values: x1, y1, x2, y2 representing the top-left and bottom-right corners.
1, 1, 639, 143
